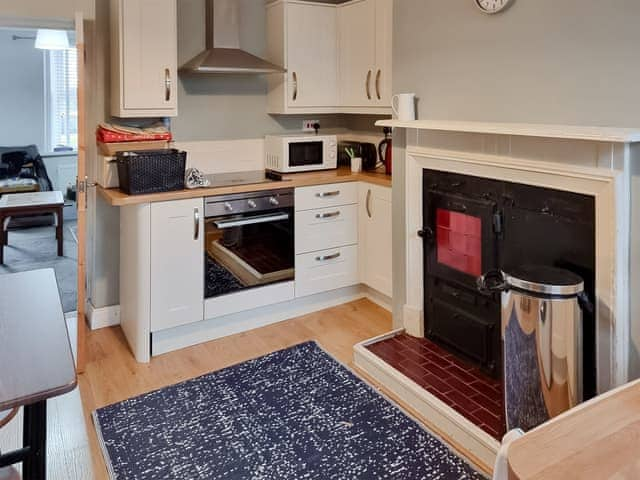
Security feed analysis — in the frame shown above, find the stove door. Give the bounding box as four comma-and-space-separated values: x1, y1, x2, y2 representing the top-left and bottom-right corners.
423, 190, 499, 289
204, 208, 294, 298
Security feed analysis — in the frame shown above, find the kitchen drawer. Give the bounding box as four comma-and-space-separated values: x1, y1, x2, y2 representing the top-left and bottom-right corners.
295, 204, 358, 254
97, 155, 119, 188
295, 182, 358, 211
295, 244, 358, 297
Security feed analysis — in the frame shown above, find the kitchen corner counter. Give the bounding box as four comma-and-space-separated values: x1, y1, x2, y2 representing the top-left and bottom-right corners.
98, 167, 392, 207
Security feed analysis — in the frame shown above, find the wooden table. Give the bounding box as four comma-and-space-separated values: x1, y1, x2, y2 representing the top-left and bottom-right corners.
508, 379, 640, 479
0, 191, 64, 264
0, 269, 77, 479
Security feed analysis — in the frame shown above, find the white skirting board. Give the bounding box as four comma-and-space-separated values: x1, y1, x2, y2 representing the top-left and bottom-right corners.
88, 284, 390, 354
353, 330, 499, 473
87, 302, 121, 330
152, 285, 375, 356
361, 284, 391, 312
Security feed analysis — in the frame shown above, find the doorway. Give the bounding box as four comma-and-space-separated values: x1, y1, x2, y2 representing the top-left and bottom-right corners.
0, 24, 79, 312
0, 15, 87, 372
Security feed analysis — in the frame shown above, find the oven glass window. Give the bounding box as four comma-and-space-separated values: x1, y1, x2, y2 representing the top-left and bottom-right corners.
289, 141, 323, 167
205, 211, 294, 298
436, 208, 482, 276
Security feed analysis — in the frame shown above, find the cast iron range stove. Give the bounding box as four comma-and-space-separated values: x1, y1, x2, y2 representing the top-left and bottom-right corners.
420, 169, 596, 398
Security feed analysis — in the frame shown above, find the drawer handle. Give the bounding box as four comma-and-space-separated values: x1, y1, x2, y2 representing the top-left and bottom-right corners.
316, 252, 341, 262
316, 190, 340, 198
316, 211, 340, 219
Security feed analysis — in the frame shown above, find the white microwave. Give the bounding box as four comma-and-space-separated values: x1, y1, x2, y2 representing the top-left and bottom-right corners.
265, 134, 337, 173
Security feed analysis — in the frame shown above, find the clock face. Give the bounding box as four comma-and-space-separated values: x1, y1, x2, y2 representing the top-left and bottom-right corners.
475, 0, 513, 14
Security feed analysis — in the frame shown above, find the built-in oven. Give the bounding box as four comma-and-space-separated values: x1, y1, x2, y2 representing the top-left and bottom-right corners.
204, 189, 294, 299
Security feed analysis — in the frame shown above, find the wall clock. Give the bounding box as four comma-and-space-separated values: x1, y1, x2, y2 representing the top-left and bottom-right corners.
475, 0, 513, 14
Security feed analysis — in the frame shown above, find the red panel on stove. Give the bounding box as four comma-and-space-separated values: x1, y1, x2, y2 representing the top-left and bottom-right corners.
436, 208, 482, 277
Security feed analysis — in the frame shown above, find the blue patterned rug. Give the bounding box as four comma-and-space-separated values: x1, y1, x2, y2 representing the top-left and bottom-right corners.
93, 342, 485, 479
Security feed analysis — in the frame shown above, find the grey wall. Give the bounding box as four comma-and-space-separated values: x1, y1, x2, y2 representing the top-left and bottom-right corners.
172, 0, 347, 141
392, 0, 640, 377
393, 0, 640, 127
0, 29, 46, 151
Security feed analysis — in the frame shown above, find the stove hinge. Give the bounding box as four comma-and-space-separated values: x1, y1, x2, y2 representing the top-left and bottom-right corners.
492, 211, 503, 235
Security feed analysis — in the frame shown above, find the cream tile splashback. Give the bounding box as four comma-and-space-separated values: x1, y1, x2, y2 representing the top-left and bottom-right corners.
172, 139, 265, 174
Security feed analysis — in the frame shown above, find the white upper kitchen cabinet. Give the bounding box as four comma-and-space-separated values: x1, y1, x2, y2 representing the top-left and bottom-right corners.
150, 198, 204, 332
359, 183, 392, 298
110, 0, 178, 117
266, 0, 339, 114
373, 0, 393, 107
338, 0, 392, 112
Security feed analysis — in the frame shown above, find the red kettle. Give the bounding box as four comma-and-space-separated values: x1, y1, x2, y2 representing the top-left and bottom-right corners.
378, 127, 392, 175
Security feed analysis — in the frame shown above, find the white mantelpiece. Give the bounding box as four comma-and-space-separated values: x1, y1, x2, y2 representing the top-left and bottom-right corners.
380, 120, 640, 394
376, 119, 640, 143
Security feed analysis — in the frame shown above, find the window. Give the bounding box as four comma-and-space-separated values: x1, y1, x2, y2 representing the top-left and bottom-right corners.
45, 48, 78, 152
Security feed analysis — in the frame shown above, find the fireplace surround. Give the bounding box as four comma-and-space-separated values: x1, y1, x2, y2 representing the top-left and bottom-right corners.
355, 120, 640, 468
396, 125, 637, 395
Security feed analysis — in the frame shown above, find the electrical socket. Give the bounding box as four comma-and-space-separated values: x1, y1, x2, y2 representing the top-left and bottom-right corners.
302, 120, 319, 132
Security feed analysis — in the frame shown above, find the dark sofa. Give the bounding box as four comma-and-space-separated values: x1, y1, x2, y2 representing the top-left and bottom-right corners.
0, 144, 53, 194
0, 145, 56, 227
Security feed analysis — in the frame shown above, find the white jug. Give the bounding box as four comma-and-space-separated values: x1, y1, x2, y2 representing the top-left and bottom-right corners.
391, 93, 416, 121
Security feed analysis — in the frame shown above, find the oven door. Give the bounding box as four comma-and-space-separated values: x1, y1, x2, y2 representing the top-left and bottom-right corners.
204, 208, 294, 299
423, 190, 499, 289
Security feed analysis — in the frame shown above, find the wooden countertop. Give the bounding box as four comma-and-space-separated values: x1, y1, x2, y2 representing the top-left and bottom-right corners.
98, 167, 392, 207
508, 379, 640, 479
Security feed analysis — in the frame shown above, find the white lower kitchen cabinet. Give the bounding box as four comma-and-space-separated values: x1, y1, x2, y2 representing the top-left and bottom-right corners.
120, 198, 204, 362
359, 183, 392, 297
295, 204, 358, 254
118, 180, 391, 363
150, 198, 204, 331
294, 182, 360, 297
296, 245, 359, 297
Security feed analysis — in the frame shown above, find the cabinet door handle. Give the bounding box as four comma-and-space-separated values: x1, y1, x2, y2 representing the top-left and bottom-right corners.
292, 71, 298, 101
365, 70, 372, 100
375, 69, 381, 100
366, 189, 372, 218
194, 207, 200, 240
316, 190, 340, 198
316, 252, 341, 262
165, 68, 172, 102
316, 211, 341, 219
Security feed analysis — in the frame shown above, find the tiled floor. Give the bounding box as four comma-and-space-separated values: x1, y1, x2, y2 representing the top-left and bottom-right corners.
366, 333, 506, 439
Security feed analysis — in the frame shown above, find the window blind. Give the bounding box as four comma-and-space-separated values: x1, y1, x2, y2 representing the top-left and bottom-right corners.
47, 48, 78, 152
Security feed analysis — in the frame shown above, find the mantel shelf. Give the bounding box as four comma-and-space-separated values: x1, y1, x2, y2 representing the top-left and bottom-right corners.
375, 119, 640, 143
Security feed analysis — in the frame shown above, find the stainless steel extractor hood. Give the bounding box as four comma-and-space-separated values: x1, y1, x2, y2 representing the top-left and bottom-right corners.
180, 0, 286, 75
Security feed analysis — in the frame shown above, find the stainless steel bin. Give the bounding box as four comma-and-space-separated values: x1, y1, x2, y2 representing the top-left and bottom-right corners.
478, 266, 590, 432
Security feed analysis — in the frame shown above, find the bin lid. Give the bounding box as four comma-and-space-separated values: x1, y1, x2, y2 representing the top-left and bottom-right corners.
504, 265, 584, 296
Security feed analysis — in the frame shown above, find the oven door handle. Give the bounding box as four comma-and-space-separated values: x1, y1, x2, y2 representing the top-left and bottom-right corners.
212, 212, 290, 229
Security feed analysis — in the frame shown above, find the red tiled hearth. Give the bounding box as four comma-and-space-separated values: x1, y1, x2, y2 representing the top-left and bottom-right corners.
366, 333, 506, 439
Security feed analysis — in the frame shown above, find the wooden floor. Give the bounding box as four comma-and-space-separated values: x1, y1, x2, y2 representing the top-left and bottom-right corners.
0, 298, 392, 479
